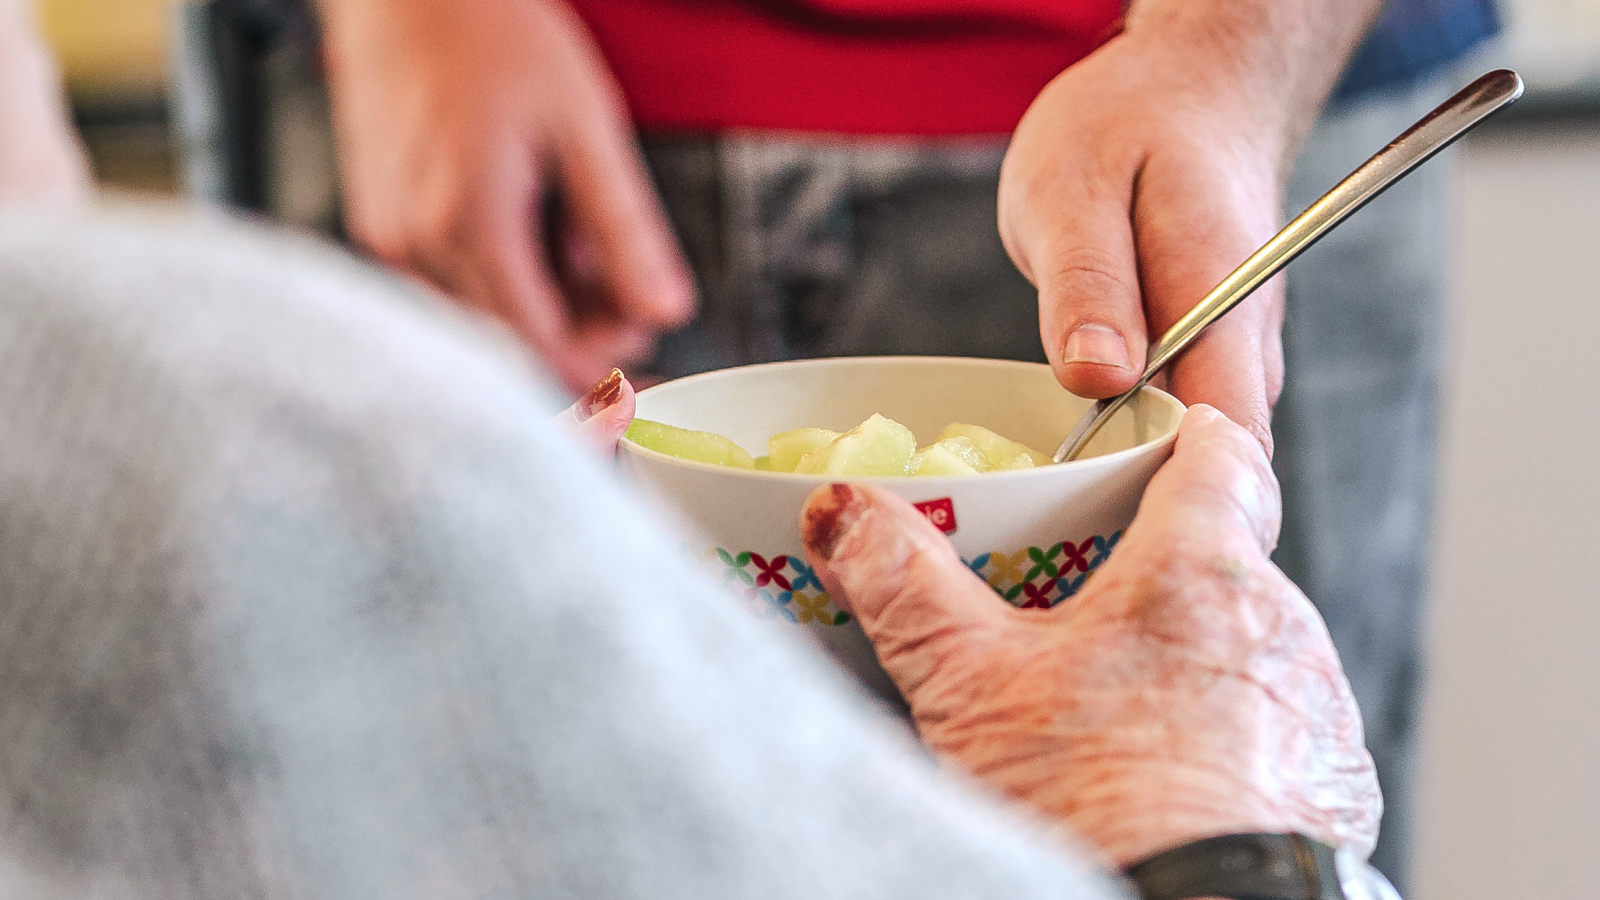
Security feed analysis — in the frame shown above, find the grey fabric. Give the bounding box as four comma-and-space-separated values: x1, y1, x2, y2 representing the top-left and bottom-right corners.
642, 75, 1456, 891
0, 210, 1128, 900
1274, 73, 1457, 893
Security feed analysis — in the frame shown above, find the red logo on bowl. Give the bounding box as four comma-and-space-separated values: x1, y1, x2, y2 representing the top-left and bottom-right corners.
913, 497, 957, 534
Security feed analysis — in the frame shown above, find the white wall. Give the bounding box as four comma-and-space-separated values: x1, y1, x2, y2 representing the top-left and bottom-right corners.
1414, 120, 1600, 898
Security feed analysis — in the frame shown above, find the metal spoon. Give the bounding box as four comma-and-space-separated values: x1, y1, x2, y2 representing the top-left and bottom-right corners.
1053, 68, 1523, 463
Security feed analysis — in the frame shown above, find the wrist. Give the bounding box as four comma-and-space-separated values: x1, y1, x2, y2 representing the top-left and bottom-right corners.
1124, 833, 1400, 900
1043, 775, 1294, 870
1118, 0, 1384, 161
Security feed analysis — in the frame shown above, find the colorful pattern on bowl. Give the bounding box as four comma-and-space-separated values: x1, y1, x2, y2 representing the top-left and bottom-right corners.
706, 530, 1124, 626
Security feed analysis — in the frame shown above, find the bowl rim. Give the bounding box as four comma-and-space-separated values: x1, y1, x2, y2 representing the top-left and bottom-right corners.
619, 355, 1185, 482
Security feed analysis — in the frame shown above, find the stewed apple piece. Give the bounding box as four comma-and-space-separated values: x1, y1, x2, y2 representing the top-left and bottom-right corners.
767, 426, 840, 473
795, 414, 917, 477
934, 423, 1051, 471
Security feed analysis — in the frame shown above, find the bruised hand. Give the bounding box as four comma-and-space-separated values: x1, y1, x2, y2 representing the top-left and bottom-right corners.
800, 406, 1380, 866
556, 367, 636, 453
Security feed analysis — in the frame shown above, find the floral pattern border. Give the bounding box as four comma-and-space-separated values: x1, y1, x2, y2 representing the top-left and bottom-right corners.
703, 531, 1123, 626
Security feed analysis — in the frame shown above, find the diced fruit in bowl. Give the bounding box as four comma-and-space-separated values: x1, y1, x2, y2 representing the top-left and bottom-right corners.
935, 423, 1052, 470
769, 427, 840, 473
624, 419, 755, 469
625, 413, 1055, 477
910, 438, 981, 476
795, 414, 918, 476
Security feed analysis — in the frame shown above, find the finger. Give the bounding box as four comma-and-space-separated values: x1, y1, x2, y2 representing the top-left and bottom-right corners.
1164, 305, 1281, 454
1132, 274, 1281, 454
566, 316, 659, 375
1131, 146, 1283, 451
507, 208, 664, 390
1000, 122, 1149, 399
461, 164, 624, 392
1129, 404, 1282, 562
453, 185, 658, 392
376, 134, 587, 382
557, 368, 637, 453
548, 199, 669, 381
553, 96, 696, 335
800, 483, 1012, 698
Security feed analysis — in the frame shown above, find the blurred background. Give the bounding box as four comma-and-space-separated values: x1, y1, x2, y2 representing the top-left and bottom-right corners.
33, 0, 1600, 896
38, 0, 179, 194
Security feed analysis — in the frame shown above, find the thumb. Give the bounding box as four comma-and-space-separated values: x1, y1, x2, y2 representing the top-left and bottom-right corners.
558, 368, 637, 453
554, 111, 696, 333
1028, 196, 1151, 400
1000, 129, 1149, 400
800, 484, 1012, 698
1124, 404, 1283, 564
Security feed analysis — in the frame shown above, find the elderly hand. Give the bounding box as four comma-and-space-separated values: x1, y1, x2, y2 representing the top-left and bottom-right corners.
800, 406, 1381, 867
317, 0, 695, 394
998, 0, 1382, 452
556, 367, 636, 453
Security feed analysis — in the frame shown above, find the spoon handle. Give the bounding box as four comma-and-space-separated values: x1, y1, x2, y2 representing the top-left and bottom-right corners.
1054, 68, 1524, 464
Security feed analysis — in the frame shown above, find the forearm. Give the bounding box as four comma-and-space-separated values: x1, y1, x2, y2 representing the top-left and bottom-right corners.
1122, 0, 1385, 164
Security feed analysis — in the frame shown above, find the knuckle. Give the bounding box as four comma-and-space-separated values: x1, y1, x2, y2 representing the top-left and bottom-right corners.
409, 195, 479, 259
1045, 246, 1139, 309
348, 195, 477, 277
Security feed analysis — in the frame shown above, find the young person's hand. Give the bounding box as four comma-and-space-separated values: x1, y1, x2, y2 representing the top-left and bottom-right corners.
318, 0, 695, 393
802, 406, 1381, 866
999, 0, 1383, 453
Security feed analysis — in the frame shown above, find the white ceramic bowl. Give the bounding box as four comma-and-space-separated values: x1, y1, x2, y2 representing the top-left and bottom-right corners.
619, 356, 1184, 700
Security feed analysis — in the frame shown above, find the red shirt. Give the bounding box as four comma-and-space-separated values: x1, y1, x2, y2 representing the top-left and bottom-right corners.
567, 0, 1122, 136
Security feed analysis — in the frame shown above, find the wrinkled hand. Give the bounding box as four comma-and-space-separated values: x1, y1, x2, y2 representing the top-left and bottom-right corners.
999, 3, 1377, 453
800, 406, 1380, 867
556, 367, 636, 453
0, 3, 93, 205
318, 0, 695, 393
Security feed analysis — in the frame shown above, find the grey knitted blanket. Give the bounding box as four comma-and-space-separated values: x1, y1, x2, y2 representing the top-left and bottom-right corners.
0, 210, 1125, 900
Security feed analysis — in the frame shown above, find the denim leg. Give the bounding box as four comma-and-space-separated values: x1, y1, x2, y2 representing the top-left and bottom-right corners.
1276, 75, 1455, 891
640, 135, 1043, 378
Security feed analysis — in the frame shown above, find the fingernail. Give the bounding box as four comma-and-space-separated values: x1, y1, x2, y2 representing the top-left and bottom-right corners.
575, 368, 624, 422
1063, 324, 1131, 369
801, 483, 864, 562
